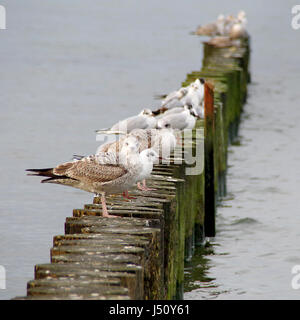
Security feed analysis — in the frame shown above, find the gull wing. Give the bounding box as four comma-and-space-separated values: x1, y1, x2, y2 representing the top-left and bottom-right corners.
53, 156, 127, 183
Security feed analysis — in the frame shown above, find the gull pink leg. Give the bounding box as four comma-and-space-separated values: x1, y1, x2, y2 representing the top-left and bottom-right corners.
137, 182, 144, 191
141, 179, 157, 191
122, 190, 137, 200
101, 193, 117, 218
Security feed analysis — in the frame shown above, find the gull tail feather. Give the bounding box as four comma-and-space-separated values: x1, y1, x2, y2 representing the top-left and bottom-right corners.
26, 168, 54, 177
26, 168, 76, 183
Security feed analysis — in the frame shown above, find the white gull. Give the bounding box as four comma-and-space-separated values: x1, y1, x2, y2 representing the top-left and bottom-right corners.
156, 79, 205, 117
97, 108, 157, 134
156, 105, 197, 130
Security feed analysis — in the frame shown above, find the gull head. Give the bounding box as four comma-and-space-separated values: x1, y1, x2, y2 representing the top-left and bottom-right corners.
140, 108, 154, 116
119, 136, 141, 166
217, 14, 225, 21
226, 15, 235, 23
192, 79, 201, 89
141, 148, 159, 163
184, 104, 198, 117
184, 104, 194, 112
157, 119, 171, 129
191, 78, 205, 90
122, 136, 140, 153
179, 87, 188, 96
237, 10, 246, 21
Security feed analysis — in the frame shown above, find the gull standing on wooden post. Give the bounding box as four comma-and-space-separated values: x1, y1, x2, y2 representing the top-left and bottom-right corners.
96, 128, 178, 191
26, 136, 146, 218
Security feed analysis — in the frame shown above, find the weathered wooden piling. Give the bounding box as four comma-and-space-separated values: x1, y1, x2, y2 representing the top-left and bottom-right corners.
15, 36, 250, 300
204, 82, 216, 237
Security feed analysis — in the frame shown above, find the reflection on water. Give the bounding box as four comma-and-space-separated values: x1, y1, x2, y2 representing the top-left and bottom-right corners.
185, 73, 300, 299
184, 244, 216, 291
184, 0, 300, 297
184, 242, 231, 299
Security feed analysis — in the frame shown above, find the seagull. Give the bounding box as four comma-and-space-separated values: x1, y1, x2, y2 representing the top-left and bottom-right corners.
160, 87, 189, 109
192, 10, 247, 39
130, 128, 178, 190
185, 78, 205, 108
155, 106, 186, 119
192, 21, 218, 37
130, 128, 178, 154
95, 128, 178, 191
154, 78, 205, 117
229, 11, 247, 39
96, 128, 177, 158
26, 136, 145, 218
192, 14, 226, 36
156, 105, 197, 130
96, 108, 157, 134
157, 100, 204, 119
216, 14, 226, 35
136, 149, 159, 191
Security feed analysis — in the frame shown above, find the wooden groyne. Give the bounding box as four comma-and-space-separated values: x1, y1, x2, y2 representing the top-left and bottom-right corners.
15, 37, 250, 300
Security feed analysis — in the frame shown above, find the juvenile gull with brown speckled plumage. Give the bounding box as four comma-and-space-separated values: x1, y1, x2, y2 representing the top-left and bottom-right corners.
26, 136, 144, 218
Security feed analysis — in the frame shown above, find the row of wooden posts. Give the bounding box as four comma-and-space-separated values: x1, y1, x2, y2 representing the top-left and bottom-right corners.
14, 37, 250, 300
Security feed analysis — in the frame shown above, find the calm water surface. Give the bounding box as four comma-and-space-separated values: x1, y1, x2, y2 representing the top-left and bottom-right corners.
185, 1, 300, 299
0, 0, 299, 299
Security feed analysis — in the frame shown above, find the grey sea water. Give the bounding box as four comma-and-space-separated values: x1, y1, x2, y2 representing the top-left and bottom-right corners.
0, 0, 299, 299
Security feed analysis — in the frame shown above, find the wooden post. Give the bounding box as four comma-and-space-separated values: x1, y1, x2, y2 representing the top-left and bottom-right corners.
204, 81, 216, 237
